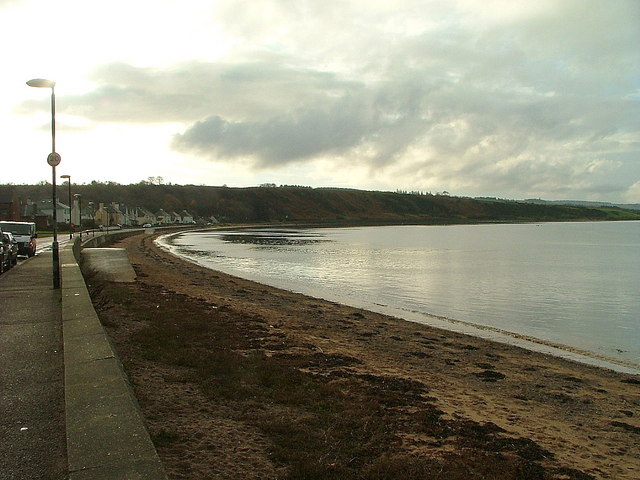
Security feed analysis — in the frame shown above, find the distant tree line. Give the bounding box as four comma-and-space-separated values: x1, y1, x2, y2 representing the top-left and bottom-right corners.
4, 181, 639, 225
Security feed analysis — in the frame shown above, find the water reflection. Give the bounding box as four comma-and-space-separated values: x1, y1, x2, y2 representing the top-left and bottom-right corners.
218, 229, 328, 247
162, 222, 640, 370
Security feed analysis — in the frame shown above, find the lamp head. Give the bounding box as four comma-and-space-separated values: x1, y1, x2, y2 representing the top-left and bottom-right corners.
26, 78, 56, 88
61, 175, 70, 179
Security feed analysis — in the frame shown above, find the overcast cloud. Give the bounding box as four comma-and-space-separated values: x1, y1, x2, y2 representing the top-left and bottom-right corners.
9, 0, 640, 201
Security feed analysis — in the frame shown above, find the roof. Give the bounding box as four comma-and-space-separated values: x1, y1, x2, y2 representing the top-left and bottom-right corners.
34, 199, 70, 209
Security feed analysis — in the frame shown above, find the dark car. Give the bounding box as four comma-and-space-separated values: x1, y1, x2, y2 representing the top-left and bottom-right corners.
0, 230, 6, 274
1, 231, 18, 273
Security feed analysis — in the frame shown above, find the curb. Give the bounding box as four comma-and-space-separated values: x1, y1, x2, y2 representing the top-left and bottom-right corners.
61, 236, 167, 479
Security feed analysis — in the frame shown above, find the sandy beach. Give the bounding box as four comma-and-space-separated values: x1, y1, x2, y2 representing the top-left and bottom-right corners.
90, 232, 639, 479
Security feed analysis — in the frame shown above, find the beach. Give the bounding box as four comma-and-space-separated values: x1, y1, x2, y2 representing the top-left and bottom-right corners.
91, 232, 640, 479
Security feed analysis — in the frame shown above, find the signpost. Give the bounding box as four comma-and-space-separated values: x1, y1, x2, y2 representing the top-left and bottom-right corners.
47, 152, 61, 167
27, 78, 61, 289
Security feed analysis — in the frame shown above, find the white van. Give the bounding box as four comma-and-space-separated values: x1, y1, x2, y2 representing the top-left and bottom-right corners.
0, 221, 37, 257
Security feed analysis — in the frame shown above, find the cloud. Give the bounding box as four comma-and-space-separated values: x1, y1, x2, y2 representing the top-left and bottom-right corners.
0, 0, 22, 8
625, 181, 640, 203
16, 0, 639, 200
171, 72, 432, 167
18, 58, 360, 124
172, 98, 372, 166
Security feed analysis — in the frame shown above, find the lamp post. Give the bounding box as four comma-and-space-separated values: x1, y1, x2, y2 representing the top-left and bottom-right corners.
74, 194, 82, 239
61, 174, 72, 238
27, 78, 60, 289
88, 202, 94, 236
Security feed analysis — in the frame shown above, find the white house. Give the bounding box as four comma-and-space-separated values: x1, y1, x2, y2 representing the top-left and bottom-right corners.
155, 209, 172, 225
169, 211, 182, 223
24, 199, 69, 225
180, 210, 195, 224
131, 206, 155, 225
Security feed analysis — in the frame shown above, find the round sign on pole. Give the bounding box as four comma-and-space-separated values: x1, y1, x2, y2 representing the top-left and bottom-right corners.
47, 152, 61, 167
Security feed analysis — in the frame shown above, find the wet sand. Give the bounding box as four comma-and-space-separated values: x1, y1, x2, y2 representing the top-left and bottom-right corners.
100, 232, 639, 479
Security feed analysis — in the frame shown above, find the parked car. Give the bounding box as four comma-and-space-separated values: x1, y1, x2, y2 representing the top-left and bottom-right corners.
0, 228, 6, 274
1, 231, 18, 272
0, 221, 37, 257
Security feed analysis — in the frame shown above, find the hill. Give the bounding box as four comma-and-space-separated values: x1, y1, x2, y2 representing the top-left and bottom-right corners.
522, 198, 640, 211
6, 183, 640, 224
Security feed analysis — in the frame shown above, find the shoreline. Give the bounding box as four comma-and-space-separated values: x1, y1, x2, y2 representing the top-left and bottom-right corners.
96, 232, 640, 479
377, 306, 640, 376
156, 229, 640, 376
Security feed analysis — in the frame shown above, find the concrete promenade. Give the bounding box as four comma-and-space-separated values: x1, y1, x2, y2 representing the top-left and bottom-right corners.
0, 243, 67, 479
0, 235, 167, 480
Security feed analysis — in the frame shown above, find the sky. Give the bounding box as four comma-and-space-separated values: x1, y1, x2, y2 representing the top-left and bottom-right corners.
2, 0, 639, 202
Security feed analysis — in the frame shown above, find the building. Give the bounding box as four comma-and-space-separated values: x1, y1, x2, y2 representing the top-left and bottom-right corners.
155, 209, 172, 225
16, 194, 207, 228
93, 202, 123, 227
0, 186, 20, 221
22, 199, 69, 229
130, 206, 155, 226
70, 197, 94, 228
180, 210, 195, 224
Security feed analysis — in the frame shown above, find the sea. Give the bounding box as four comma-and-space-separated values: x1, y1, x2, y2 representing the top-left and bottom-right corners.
158, 221, 640, 374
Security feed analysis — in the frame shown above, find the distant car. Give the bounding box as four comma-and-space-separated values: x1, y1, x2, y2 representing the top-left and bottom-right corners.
1, 231, 18, 272
99, 224, 122, 231
142, 223, 152, 228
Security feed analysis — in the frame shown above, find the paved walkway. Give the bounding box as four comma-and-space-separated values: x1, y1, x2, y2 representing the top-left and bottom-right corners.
0, 235, 167, 480
0, 246, 67, 480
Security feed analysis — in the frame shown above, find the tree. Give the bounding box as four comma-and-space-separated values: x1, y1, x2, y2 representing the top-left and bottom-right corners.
146, 176, 164, 186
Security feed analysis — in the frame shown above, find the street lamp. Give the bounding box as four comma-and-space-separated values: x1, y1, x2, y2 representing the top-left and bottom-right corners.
74, 194, 82, 239
61, 174, 72, 238
87, 202, 94, 236
27, 78, 60, 289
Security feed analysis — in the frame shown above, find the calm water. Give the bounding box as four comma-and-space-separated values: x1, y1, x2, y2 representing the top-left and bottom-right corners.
160, 222, 640, 371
